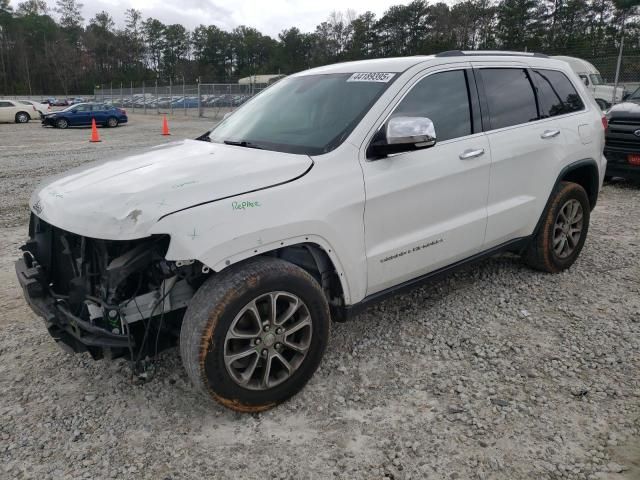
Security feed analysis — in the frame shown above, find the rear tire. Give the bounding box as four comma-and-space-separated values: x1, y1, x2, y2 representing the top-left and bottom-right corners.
56, 118, 68, 129
106, 117, 118, 128
15, 112, 29, 123
180, 257, 330, 412
523, 181, 590, 273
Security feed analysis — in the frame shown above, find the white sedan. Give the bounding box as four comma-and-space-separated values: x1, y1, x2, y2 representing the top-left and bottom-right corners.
0, 99, 38, 123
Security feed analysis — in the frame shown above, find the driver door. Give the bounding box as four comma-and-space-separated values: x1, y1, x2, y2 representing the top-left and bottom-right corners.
361, 67, 491, 295
72, 104, 91, 125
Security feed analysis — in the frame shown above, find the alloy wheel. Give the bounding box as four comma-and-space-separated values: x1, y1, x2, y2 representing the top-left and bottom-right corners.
223, 291, 313, 390
553, 199, 584, 259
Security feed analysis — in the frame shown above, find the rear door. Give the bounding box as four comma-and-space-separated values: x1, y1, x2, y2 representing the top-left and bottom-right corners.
91, 104, 107, 125
474, 65, 568, 248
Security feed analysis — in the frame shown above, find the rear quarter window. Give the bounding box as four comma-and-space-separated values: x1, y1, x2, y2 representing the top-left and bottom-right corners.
533, 69, 585, 117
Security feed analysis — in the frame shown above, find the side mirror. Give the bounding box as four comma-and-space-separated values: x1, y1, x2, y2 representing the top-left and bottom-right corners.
70, 109, 77, 113
622, 93, 630, 101
368, 116, 437, 158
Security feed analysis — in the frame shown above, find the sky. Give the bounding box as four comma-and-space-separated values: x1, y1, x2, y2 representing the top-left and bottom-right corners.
9, 0, 414, 37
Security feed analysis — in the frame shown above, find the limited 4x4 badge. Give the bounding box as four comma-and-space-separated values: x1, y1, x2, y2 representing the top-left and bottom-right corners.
380, 238, 444, 263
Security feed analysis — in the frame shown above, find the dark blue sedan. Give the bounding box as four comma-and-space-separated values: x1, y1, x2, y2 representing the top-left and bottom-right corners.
42, 103, 128, 129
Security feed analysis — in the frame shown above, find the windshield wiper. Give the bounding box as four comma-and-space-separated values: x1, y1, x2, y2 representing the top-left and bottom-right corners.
223, 139, 264, 150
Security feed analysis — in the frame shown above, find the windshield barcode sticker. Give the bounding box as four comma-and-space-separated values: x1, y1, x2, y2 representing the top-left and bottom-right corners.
347, 72, 395, 83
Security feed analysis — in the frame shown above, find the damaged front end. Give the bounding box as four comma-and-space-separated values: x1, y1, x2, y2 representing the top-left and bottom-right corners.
15, 214, 204, 360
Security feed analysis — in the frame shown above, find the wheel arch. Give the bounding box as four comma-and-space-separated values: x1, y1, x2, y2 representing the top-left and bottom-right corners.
207, 238, 351, 315
558, 158, 600, 210
531, 158, 600, 240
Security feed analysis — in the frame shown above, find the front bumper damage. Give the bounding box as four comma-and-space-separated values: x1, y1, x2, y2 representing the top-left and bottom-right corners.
16, 256, 132, 354
15, 215, 200, 359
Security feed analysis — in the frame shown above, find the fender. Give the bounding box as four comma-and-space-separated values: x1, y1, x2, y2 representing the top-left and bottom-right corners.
208, 233, 353, 304
148, 146, 369, 305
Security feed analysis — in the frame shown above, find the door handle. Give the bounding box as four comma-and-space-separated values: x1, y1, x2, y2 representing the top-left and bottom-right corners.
459, 148, 485, 160
540, 129, 560, 139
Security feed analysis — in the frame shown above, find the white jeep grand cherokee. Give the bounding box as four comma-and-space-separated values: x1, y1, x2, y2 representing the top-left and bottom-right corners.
16, 51, 607, 412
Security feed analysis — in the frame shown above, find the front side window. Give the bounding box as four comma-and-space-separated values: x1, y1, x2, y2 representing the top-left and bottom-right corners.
391, 69, 473, 142
480, 68, 538, 130
534, 69, 584, 117
209, 73, 394, 155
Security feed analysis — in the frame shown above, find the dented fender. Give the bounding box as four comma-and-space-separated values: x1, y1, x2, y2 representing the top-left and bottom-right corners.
148, 145, 368, 304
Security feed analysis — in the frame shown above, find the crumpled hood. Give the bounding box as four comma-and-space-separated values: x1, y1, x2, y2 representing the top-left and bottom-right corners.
30, 139, 313, 239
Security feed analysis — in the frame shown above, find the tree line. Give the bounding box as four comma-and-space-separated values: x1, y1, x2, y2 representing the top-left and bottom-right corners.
0, 0, 638, 95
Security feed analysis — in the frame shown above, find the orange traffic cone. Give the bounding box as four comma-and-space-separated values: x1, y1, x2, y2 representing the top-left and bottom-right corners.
90, 118, 101, 142
161, 115, 170, 136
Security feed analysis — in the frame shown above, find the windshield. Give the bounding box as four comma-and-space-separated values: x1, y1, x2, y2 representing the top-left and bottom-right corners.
590, 74, 604, 85
209, 73, 394, 155
629, 87, 640, 100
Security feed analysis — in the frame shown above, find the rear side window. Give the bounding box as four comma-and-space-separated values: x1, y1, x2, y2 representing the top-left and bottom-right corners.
534, 69, 585, 117
0, 101, 13, 107
392, 69, 472, 142
479, 68, 538, 130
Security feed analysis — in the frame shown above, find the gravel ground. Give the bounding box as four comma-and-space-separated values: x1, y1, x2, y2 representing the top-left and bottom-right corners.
1, 116, 639, 480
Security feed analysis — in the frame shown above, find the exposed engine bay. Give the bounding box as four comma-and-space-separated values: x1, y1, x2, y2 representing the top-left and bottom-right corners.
17, 214, 206, 362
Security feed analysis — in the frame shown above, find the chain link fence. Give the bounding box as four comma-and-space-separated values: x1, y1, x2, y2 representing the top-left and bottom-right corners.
92, 82, 266, 119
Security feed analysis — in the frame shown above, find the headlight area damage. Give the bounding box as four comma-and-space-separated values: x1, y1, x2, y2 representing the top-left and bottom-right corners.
15, 214, 204, 361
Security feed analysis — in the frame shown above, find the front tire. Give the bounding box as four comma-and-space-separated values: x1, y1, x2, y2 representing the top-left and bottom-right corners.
524, 181, 590, 273
180, 257, 330, 412
15, 112, 29, 123
56, 118, 69, 129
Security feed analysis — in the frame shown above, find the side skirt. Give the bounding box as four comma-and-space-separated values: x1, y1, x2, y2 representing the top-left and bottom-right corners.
342, 237, 530, 320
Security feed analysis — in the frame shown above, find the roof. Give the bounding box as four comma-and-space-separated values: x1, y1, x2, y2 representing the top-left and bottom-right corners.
297, 51, 562, 76
300, 56, 435, 75
550, 56, 599, 74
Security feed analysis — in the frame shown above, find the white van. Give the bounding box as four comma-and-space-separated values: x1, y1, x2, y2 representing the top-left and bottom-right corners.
552, 55, 625, 109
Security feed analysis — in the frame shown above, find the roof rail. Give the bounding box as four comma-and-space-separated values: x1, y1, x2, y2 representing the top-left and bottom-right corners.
436, 50, 549, 59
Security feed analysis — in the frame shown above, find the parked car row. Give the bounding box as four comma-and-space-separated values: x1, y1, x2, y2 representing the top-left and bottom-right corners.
102, 93, 252, 109
43, 97, 89, 107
